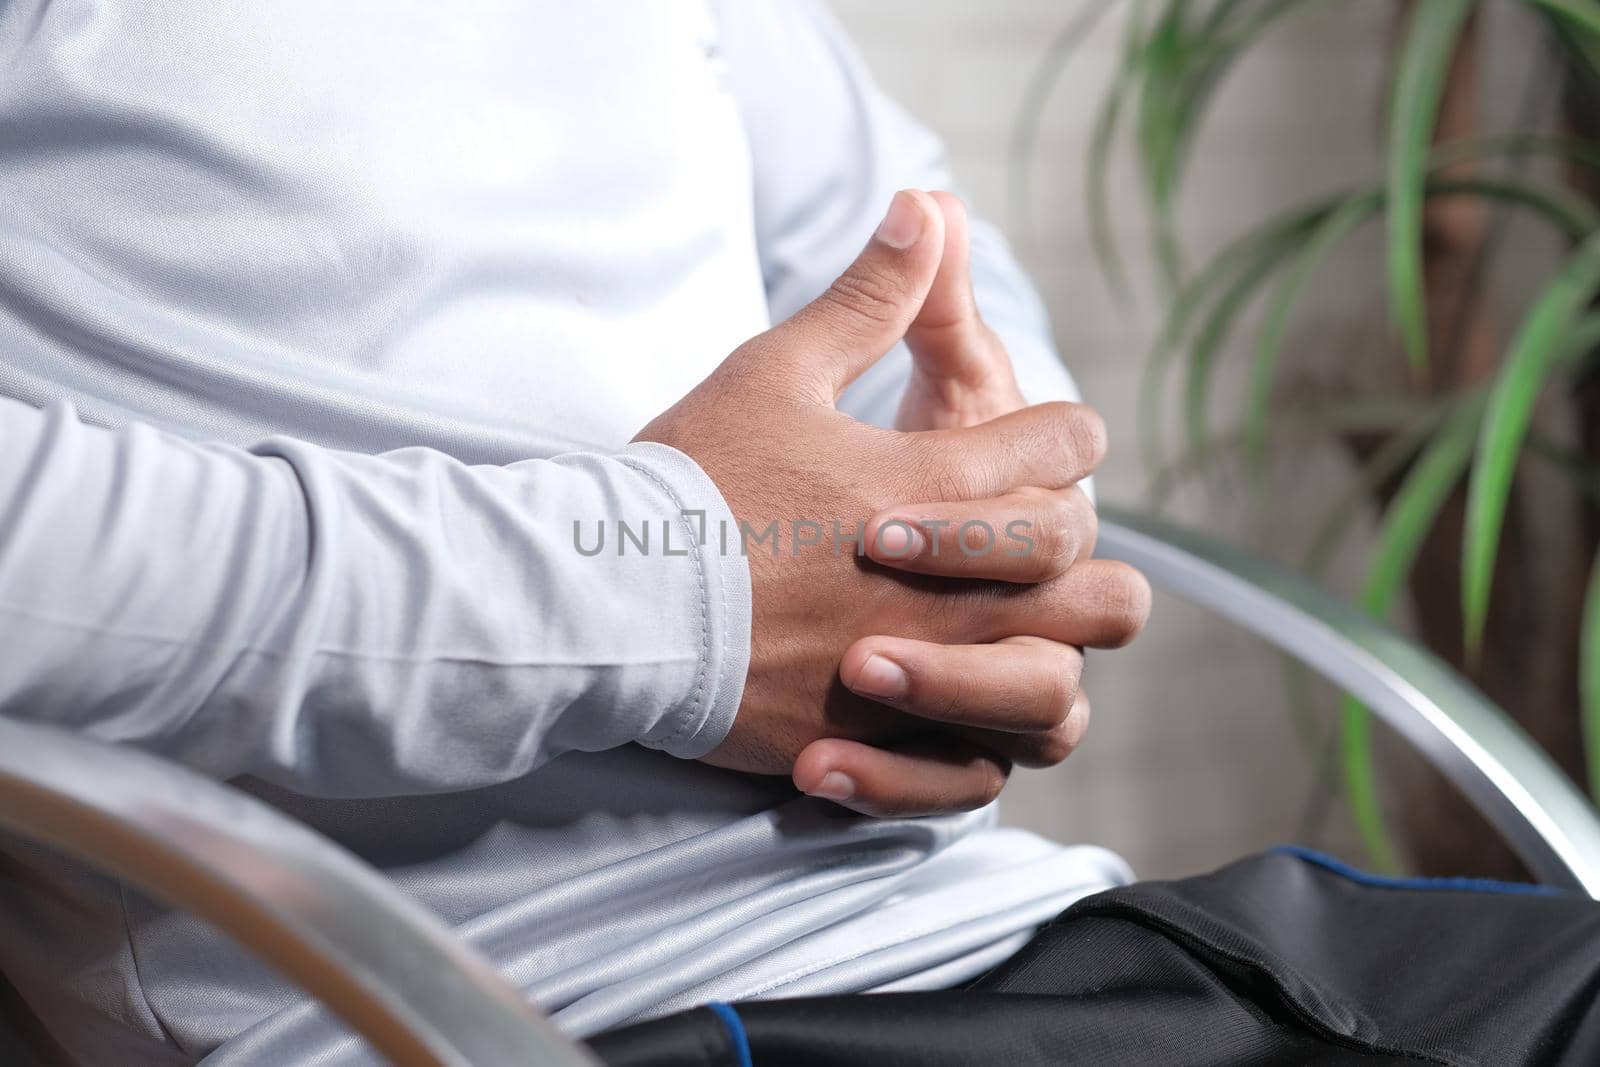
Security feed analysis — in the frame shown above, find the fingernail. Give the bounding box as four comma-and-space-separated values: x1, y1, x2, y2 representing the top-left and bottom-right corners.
852, 653, 909, 699
874, 190, 923, 249
875, 520, 924, 559
812, 771, 856, 802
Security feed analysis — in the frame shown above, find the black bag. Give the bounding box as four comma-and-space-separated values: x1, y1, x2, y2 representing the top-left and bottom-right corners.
589, 848, 1600, 1066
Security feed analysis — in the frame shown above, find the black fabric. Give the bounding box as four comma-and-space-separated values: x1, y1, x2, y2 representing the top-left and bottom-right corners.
587, 849, 1600, 1066
591, 1007, 740, 1067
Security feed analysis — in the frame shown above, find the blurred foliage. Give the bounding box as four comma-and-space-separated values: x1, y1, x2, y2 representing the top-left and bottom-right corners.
1016, 0, 1600, 869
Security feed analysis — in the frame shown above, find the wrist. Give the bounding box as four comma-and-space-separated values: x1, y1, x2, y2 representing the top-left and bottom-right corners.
614, 441, 752, 759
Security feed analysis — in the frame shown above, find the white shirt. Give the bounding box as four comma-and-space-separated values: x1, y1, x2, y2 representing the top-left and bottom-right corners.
0, 1, 1129, 1062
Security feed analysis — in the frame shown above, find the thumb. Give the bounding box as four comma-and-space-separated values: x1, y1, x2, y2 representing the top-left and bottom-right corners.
895, 192, 1025, 430
906, 192, 995, 382
763, 189, 945, 404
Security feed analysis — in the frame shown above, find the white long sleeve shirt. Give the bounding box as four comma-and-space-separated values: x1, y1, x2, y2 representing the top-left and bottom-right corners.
0, 1, 1129, 1062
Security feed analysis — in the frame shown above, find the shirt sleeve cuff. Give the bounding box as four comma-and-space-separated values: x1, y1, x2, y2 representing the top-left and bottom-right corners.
613, 440, 753, 760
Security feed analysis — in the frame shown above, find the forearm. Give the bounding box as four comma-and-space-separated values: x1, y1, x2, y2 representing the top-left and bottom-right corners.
0, 396, 749, 796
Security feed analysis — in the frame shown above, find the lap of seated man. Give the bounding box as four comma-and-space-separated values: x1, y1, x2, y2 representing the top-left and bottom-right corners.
0, 2, 1150, 1064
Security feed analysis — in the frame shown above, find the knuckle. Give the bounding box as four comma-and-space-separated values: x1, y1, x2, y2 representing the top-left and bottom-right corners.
824, 263, 907, 326
1037, 727, 1077, 767
1009, 410, 1054, 470
1096, 562, 1152, 646
1062, 404, 1109, 470
1015, 727, 1070, 769
1012, 547, 1057, 585
1034, 494, 1083, 577
1039, 655, 1080, 731
720, 344, 801, 405
1023, 694, 1089, 768
1059, 693, 1092, 753
913, 450, 983, 504
979, 760, 1009, 806
927, 669, 972, 722
1069, 488, 1099, 558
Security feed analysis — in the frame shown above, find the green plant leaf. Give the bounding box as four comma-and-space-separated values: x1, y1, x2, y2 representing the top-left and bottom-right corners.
1146, 166, 1589, 485
1431, 132, 1600, 175
1530, 0, 1600, 40
1343, 397, 1487, 873
1244, 197, 1378, 465
1135, 1, 1191, 286
1183, 221, 1316, 462
1527, 433, 1600, 506
1287, 389, 1477, 864
1584, 548, 1600, 805
1368, 399, 1487, 618
1132, 0, 1329, 290
1565, 309, 1600, 358
1177, 177, 1587, 470
1507, 314, 1600, 800
1087, 1, 1152, 297
1142, 393, 1455, 504
1462, 231, 1600, 659
1139, 203, 1329, 474
1425, 176, 1600, 238
1236, 175, 1593, 470
1301, 393, 1470, 578
1007, 3, 1114, 239
1338, 698, 1394, 871
1551, 17, 1600, 78
1387, 0, 1476, 375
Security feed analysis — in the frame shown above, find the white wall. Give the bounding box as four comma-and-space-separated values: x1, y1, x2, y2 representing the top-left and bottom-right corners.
829, 0, 1552, 877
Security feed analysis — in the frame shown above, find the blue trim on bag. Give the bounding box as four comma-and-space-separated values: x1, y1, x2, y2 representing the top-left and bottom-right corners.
1273, 845, 1566, 897
708, 1001, 754, 1067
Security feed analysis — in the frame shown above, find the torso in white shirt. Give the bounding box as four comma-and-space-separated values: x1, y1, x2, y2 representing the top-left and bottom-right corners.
0, 2, 1127, 1062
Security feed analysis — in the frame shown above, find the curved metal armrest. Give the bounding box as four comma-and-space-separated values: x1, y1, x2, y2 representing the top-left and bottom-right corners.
0, 719, 597, 1067
1098, 506, 1600, 897
5, 516, 1597, 1067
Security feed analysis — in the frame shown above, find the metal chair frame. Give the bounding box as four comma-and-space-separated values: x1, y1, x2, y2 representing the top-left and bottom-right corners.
2, 508, 1596, 1065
